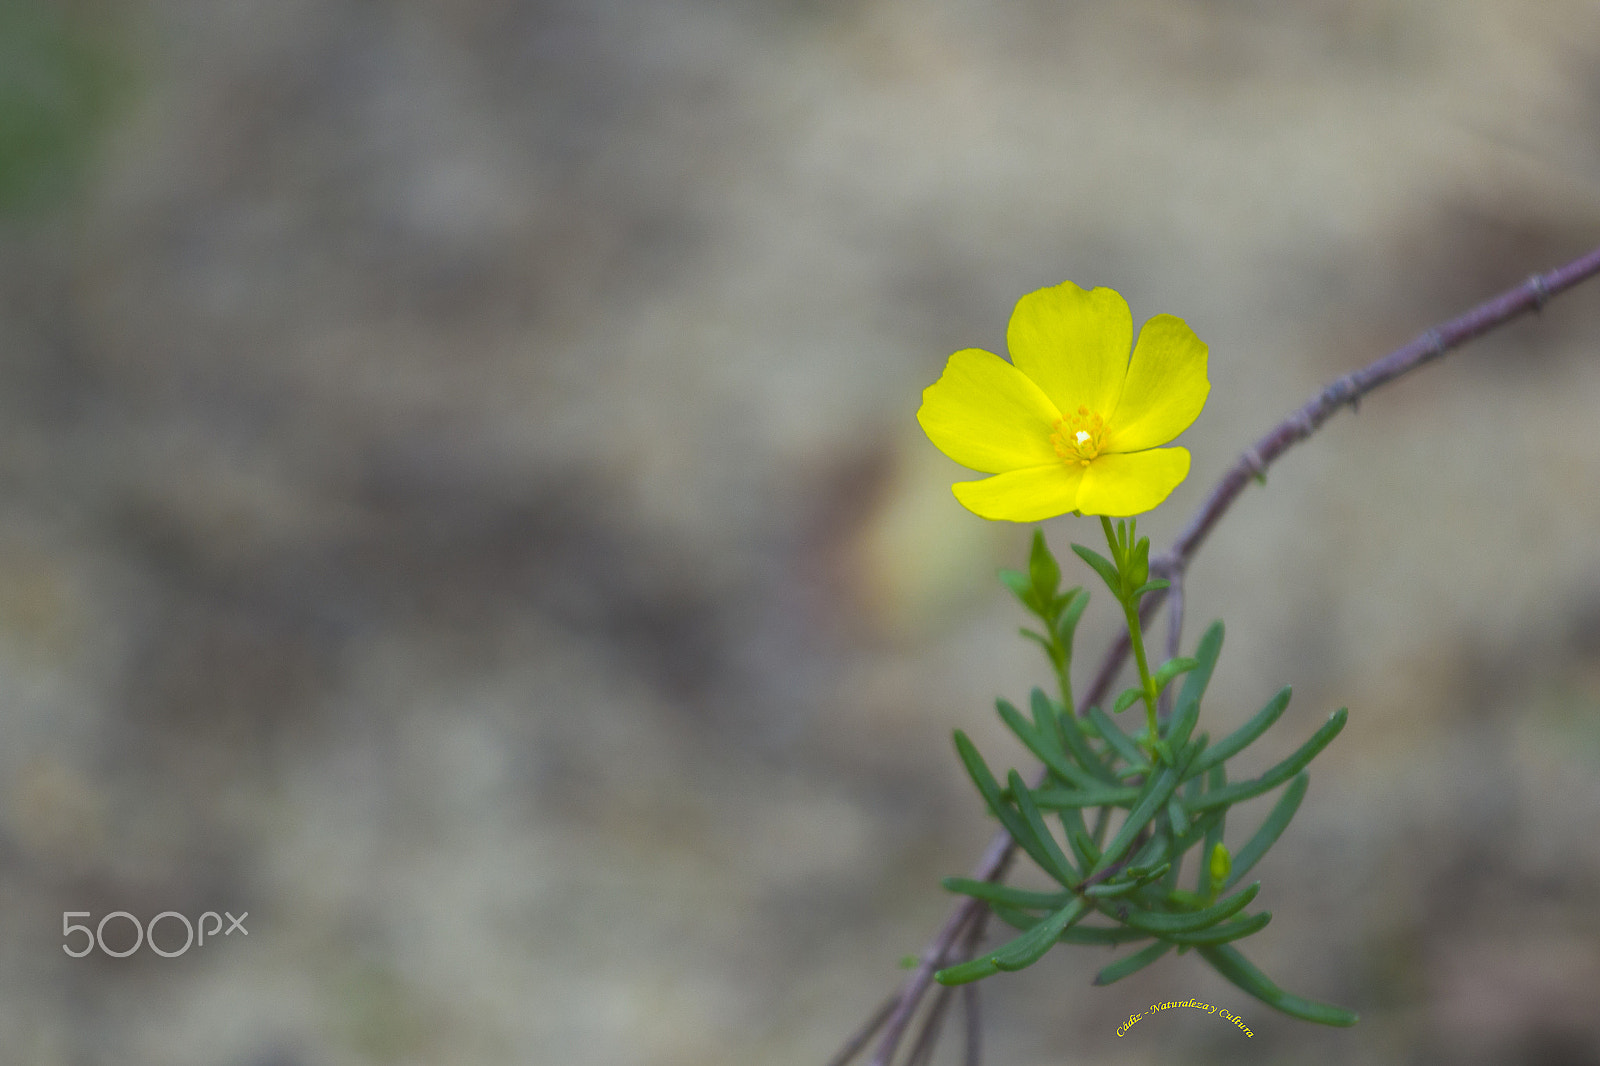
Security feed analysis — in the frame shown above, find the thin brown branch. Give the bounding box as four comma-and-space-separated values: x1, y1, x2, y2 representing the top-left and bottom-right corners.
849, 242, 1600, 1066
827, 994, 900, 1066
904, 984, 955, 1066
962, 979, 982, 1066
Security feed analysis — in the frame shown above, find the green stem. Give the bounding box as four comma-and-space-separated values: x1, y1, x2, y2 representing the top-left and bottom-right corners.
1101, 516, 1162, 756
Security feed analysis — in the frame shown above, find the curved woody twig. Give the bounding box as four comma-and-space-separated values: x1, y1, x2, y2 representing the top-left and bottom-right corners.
847, 243, 1600, 1066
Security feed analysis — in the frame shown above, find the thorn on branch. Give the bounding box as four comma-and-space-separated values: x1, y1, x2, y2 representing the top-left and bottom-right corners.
1527, 272, 1551, 311
1242, 447, 1267, 484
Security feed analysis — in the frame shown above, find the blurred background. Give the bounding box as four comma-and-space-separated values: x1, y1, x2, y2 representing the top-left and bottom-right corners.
4, 1, 1600, 1063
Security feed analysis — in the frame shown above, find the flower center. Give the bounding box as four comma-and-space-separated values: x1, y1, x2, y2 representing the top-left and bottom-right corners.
1050, 406, 1105, 467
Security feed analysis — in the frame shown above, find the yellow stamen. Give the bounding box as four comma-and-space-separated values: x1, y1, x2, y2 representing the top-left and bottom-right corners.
1050, 408, 1105, 467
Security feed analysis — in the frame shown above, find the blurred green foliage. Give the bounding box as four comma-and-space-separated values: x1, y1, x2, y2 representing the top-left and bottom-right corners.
0, 0, 124, 217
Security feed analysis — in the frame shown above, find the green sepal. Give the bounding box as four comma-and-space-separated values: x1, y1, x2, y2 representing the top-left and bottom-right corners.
1108, 881, 1260, 935
1192, 709, 1348, 813
1027, 529, 1060, 605
1197, 943, 1359, 1026
1191, 685, 1293, 776
1112, 686, 1145, 714
1071, 543, 1122, 598
1035, 689, 1118, 785
1151, 656, 1199, 692
1086, 705, 1147, 772
941, 877, 1072, 910
1093, 941, 1173, 986
1008, 770, 1080, 886
1224, 772, 1309, 891
1128, 535, 1151, 589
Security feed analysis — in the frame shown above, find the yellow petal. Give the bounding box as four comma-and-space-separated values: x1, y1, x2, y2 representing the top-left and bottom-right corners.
1006, 281, 1132, 421
951, 464, 1085, 522
1075, 448, 1190, 517
917, 348, 1062, 474
1104, 314, 1209, 453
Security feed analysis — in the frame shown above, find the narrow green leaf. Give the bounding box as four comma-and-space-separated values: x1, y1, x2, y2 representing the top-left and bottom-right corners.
1162, 911, 1271, 945
1071, 543, 1122, 598
1009, 770, 1080, 886
1124, 859, 1168, 879
953, 731, 1057, 877
1112, 686, 1144, 714
1052, 587, 1090, 652
1174, 621, 1224, 707
1057, 802, 1094, 871
992, 897, 1088, 972
1131, 578, 1171, 598
1192, 709, 1348, 813
1166, 794, 1189, 837
1029, 784, 1141, 809
997, 699, 1103, 791
939, 901, 1091, 984
1190, 685, 1293, 776
1071, 827, 1102, 868
1019, 626, 1054, 657
1086, 705, 1147, 772
990, 903, 1156, 947
1027, 688, 1061, 752
990, 903, 1049, 930
998, 568, 1040, 615
1092, 765, 1181, 876
1199, 763, 1227, 889
1108, 881, 1260, 934
1083, 878, 1140, 900
1128, 830, 1172, 874
1197, 943, 1359, 1026
1223, 772, 1309, 891
1060, 924, 1152, 945
934, 955, 1000, 985
941, 877, 1072, 910
1039, 689, 1118, 784
1152, 656, 1199, 691
1093, 941, 1173, 986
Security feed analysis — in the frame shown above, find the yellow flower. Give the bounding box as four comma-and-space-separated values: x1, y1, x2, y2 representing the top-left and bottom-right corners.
917, 280, 1208, 521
